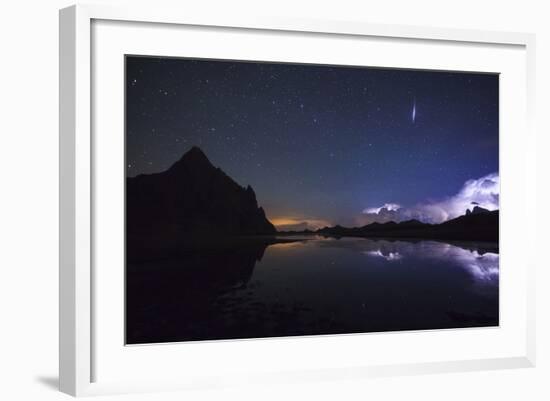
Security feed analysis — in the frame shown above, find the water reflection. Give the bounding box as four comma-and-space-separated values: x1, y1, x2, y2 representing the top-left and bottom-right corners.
361, 239, 499, 283
365, 250, 403, 261
127, 237, 499, 344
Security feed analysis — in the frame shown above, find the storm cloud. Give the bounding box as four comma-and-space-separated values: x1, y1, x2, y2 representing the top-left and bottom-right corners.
358, 173, 499, 225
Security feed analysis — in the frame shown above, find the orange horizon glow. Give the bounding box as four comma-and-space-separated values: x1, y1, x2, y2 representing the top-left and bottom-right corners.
269, 216, 331, 230
268, 241, 306, 250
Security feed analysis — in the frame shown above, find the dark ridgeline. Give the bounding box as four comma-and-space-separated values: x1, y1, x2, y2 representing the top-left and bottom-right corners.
127, 146, 275, 236
466, 205, 490, 216
294, 209, 499, 242
127, 146, 276, 260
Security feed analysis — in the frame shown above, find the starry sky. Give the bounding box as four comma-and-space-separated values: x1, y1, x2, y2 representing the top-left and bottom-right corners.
126, 56, 499, 229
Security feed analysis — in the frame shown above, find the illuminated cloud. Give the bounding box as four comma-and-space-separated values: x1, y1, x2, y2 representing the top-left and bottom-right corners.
358, 172, 499, 225
363, 203, 401, 214
414, 172, 499, 223
356, 205, 403, 225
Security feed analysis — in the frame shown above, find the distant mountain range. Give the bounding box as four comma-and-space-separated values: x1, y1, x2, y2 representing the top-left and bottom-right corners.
283, 207, 498, 242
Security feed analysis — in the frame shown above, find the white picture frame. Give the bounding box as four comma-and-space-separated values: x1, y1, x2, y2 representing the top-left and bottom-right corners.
59, 4, 536, 397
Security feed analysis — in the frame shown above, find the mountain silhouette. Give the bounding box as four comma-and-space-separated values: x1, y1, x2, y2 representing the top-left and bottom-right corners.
311, 210, 498, 242
466, 205, 490, 215
127, 146, 276, 241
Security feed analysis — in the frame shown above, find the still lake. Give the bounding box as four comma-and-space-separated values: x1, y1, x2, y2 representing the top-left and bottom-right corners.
126, 236, 499, 344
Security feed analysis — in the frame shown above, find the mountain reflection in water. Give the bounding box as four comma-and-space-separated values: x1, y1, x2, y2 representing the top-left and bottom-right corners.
126, 237, 499, 344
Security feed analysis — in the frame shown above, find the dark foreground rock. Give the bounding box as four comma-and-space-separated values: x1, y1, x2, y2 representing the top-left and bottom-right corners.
127, 146, 276, 244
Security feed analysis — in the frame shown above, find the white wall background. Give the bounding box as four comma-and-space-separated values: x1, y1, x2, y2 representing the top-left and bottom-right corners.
0, 0, 547, 399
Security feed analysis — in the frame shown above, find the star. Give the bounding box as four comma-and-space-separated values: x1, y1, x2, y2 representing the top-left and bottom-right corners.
125, 55, 498, 229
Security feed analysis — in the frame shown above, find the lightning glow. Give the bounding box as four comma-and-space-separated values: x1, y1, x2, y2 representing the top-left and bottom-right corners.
358, 173, 499, 225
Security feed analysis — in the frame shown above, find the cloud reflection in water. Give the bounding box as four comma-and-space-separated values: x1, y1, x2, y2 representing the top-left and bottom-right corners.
361, 239, 499, 283
365, 250, 403, 261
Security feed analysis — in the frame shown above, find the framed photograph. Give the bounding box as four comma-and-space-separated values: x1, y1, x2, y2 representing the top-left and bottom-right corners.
59, 4, 536, 396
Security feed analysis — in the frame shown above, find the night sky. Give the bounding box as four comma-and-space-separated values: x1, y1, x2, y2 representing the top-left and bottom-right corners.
126, 56, 498, 229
